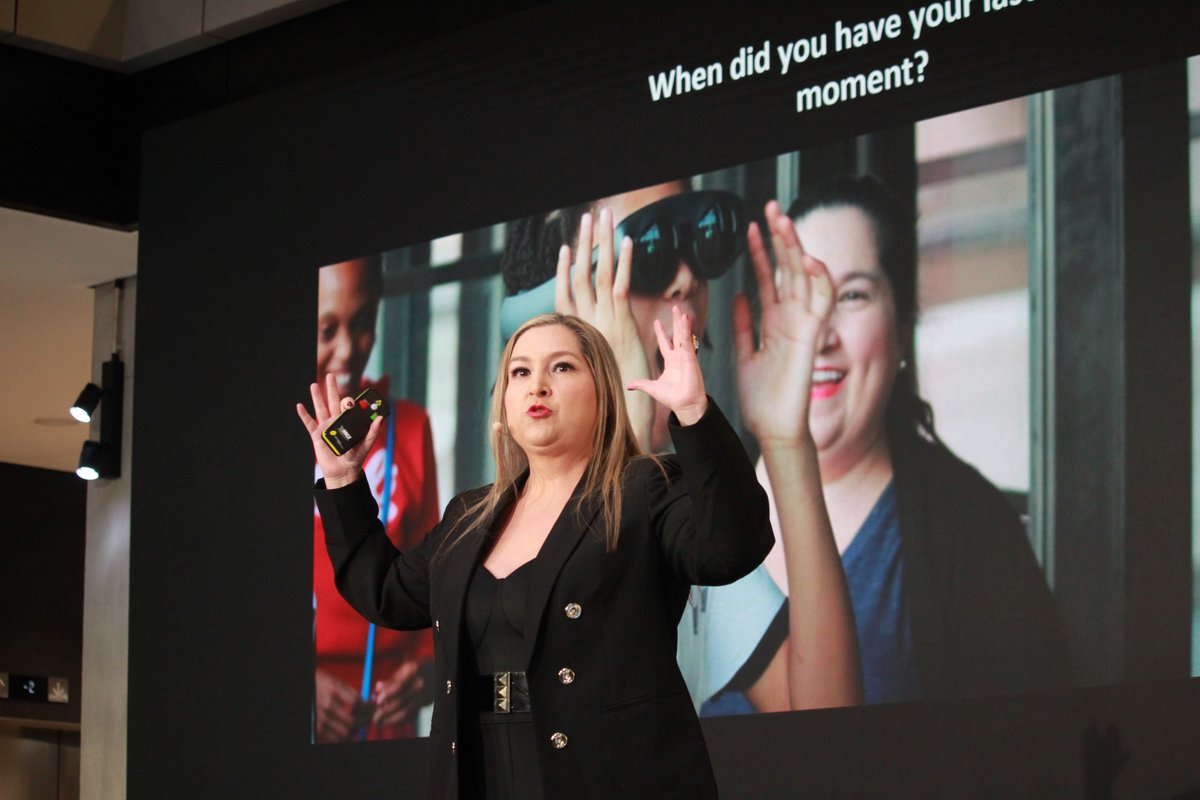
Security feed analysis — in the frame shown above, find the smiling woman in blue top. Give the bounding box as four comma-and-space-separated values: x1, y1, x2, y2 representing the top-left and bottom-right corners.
724, 175, 1071, 708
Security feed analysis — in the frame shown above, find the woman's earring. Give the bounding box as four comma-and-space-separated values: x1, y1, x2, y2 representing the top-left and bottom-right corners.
899, 359, 908, 371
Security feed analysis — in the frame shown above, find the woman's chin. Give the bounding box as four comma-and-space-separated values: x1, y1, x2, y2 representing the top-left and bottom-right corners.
807, 412, 841, 454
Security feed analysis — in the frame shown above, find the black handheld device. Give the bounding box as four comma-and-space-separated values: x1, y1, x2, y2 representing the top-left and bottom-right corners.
321, 387, 389, 456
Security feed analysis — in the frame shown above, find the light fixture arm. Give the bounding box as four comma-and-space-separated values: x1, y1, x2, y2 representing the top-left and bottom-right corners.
98, 354, 123, 477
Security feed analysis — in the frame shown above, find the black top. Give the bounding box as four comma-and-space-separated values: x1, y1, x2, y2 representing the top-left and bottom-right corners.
465, 560, 535, 675
461, 559, 543, 800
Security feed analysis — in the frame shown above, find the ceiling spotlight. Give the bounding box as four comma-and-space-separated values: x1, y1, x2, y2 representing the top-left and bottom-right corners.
72, 354, 123, 481
70, 383, 104, 423
76, 440, 113, 481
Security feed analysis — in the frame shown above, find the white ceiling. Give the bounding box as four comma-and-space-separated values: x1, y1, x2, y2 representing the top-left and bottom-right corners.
0, 208, 138, 471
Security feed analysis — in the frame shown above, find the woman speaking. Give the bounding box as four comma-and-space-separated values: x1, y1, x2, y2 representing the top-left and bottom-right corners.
298, 300, 848, 797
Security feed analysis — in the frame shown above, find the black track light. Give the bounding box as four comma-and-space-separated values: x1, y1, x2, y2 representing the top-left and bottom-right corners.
70, 383, 104, 423
72, 355, 124, 480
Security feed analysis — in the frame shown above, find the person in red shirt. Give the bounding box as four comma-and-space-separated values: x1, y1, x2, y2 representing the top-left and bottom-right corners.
312, 257, 440, 741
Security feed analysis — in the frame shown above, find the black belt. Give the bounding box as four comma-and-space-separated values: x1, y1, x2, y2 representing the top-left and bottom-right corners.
474, 671, 531, 713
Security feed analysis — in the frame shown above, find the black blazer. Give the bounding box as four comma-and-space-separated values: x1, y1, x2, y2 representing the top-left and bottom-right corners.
316, 401, 772, 800
892, 429, 1071, 698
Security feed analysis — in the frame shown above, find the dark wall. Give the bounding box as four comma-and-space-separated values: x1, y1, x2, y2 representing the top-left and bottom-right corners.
0, 463, 86, 725
0, 46, 135, 226
0, 0, 557, 228
3, 0, 1192, 797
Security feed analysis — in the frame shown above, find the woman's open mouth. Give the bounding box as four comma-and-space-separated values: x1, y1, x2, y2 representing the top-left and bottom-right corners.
811, 368, 845, 399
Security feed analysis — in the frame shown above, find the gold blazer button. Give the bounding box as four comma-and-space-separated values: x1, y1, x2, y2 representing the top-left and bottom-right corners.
564, 602, 582, 619
550, 732, 569, 749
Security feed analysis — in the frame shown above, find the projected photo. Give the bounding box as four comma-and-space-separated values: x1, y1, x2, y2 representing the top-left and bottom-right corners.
311, 258, 440, 742
311, 66, 1197, 740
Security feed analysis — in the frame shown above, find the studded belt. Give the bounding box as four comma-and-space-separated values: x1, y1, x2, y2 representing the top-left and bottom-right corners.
475, 671, 531, 714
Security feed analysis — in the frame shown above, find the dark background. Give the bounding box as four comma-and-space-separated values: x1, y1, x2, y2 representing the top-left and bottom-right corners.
0, 464, 85, 725
6, 0, 1200, 796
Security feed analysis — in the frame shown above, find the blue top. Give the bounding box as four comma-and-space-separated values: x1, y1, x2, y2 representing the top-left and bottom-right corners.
842, 480, 920, 705
699, 480, 919, 715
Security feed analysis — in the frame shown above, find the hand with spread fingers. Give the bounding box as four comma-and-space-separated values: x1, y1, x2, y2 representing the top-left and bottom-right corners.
733, 200, 835, 447
555, 207, 656, 448
731, 200, 861, 711
296, 372, 384, 489
627, 305, 708, 426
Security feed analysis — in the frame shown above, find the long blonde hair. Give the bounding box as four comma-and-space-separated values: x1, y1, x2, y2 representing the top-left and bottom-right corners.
437, 314, 644, 558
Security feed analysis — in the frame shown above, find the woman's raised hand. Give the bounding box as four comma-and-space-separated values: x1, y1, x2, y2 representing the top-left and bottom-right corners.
733, 201, 835, 446
735, 204, 863, 709
628, 305, 708, 426
555, 208, 655, 448
296, 372, 383, 489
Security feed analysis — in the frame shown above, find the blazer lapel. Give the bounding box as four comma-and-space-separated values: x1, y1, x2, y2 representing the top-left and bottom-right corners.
519, 474, 603, 666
